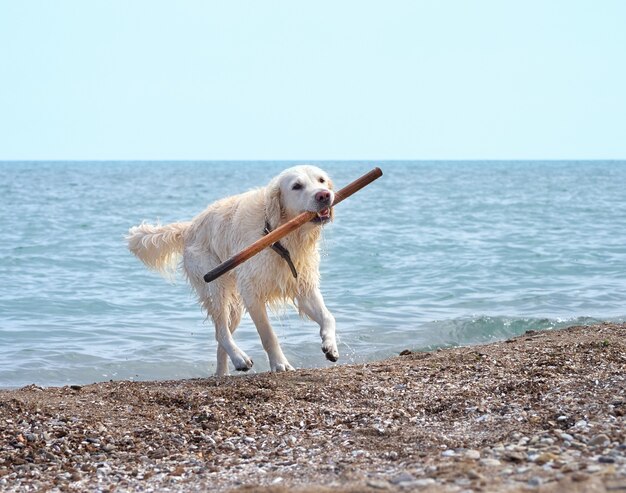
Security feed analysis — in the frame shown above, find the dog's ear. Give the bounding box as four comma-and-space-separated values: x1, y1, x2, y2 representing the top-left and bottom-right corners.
265, 180, 283, 228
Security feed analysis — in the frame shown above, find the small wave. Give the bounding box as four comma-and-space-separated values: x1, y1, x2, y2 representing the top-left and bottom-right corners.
415, 315, 614, 351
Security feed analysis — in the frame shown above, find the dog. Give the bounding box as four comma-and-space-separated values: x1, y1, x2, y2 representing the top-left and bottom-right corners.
126, 165, 338, 376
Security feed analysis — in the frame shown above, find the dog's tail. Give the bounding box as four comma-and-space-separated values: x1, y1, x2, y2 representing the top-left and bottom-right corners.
126, 222, 191, 279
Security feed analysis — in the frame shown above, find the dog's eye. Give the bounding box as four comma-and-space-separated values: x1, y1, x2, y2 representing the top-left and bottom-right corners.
292, 183, 303, 190
319, 177, 326, 183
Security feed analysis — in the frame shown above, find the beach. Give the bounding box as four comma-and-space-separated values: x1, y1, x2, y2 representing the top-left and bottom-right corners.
1, 322, 625, 492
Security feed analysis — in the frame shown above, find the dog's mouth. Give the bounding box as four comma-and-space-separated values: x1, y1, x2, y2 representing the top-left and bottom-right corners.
311, 207, 332, 224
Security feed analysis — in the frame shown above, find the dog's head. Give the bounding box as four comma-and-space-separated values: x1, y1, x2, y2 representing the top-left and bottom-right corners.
265, 165, 335, 228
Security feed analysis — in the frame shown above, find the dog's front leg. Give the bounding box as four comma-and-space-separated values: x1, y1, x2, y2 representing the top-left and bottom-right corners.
246, 300, 294, 372
297, 289, 339, 362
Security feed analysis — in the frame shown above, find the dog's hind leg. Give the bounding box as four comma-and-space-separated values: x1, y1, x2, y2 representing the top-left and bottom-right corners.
215, 303, 244, 376
297, 289, 339, 362
185, 249, 249, 375
216, 345, 229, 376
213, 298, 253, 371
214, 315, 253, 372
246, 299, 294, 372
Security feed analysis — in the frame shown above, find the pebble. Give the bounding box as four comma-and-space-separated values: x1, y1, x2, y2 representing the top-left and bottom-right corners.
572, 472, 590, 482
390, 472, 415, 484
441, 449, 456, 457
599, 456, 615, 464
467, 469, 484, 480
503, 451, 526, 462
528, 476, 543, 487
221, 442, 236, 452
408, 478, 436, 488
534, 452, 558, 465
464, 449, 481, 460
589, 434, 610, 447
367, 479, 390, 490
479, 458, 501, 467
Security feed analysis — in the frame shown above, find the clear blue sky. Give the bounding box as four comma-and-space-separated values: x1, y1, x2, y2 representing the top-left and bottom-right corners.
1, 1, 625, 160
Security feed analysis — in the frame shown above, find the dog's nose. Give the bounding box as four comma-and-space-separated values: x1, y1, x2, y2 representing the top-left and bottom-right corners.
315, 190, 331, 203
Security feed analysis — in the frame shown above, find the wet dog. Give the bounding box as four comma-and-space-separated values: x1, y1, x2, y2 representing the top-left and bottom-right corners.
127, 165, 338, 376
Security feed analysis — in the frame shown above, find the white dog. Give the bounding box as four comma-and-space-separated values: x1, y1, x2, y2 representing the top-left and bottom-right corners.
127, 165, 338, 376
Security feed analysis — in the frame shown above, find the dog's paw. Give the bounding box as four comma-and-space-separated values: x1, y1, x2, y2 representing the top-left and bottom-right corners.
273, 362, 295, 372
232, 353, 254, 372
270, 357, 295, 372
322, 341, 339, 362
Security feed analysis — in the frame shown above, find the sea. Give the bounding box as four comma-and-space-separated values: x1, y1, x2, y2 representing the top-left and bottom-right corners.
1, 161, 625, 388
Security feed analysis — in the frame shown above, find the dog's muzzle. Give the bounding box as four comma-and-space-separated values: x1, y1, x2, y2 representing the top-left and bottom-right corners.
312, 207, 332, 223
311, 190, 333, 224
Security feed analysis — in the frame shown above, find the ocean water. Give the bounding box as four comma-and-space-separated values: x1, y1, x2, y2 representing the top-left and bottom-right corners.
1, 161, 625, 388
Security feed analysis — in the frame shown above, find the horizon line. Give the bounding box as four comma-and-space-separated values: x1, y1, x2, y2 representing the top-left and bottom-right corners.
1, 158, 625, 163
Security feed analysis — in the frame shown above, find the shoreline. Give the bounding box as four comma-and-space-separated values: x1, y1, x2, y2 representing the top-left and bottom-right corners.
1, 322, 625, 492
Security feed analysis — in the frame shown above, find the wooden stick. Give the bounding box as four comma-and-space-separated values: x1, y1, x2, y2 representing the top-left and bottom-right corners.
203, 167, 383, 283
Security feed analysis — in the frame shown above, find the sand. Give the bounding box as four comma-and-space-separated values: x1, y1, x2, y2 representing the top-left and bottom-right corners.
1, 322, 625, 492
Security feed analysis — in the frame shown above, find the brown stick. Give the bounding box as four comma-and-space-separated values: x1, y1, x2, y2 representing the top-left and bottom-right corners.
203, 167, 383, 283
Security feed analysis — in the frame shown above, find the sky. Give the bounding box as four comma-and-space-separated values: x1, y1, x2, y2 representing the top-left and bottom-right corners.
0, 1, 625, 161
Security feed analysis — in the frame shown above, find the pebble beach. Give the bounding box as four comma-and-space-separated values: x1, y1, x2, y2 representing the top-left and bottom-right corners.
1, 322, 625, 492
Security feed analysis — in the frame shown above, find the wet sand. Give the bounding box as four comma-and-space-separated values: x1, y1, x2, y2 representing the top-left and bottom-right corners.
1, 322, 625, 492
